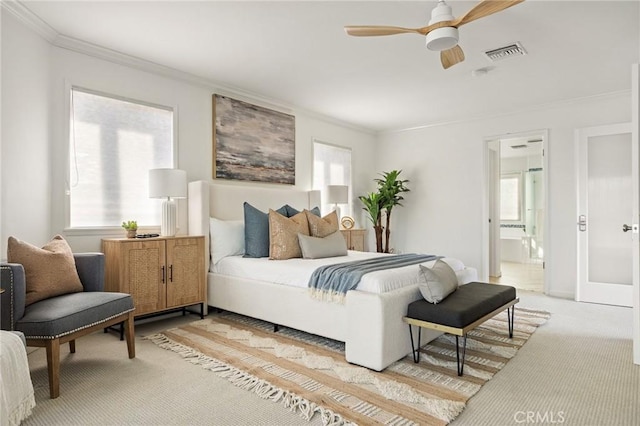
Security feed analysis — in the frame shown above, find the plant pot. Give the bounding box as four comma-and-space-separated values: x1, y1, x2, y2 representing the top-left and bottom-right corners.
126, 229, 137, 238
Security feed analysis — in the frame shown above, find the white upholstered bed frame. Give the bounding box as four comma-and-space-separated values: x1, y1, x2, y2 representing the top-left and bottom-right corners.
187, 180, 439, 371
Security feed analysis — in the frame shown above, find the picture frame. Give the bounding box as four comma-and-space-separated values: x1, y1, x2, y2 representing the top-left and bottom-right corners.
212, 94, 295, 185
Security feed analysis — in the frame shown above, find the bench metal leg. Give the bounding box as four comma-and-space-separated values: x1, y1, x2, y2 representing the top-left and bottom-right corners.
507, 305, 515, 338
455, 334, 468, 376
408, 324, 421, 363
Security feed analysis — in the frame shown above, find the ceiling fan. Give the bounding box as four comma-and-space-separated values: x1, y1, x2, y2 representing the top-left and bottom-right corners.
344, 0, 524, 69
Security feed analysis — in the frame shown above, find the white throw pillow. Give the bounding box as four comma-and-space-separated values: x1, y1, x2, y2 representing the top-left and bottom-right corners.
418, 259, 458, 304
441, 257, 465, 272
210, 217, 245, 268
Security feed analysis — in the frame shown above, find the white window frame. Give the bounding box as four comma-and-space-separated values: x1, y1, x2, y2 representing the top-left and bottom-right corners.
312, 139, 353, 217
65, 85, 179, 235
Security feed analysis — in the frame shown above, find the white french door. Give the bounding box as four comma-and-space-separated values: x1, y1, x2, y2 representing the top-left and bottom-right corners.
576, 123, 637, 307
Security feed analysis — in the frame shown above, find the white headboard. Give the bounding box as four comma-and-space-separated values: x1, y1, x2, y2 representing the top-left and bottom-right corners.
188, 180, 320, 267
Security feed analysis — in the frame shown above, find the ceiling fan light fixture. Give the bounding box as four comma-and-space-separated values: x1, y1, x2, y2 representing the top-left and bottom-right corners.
425, 27, 459, 51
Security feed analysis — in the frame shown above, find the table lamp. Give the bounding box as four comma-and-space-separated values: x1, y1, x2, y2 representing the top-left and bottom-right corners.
149, 168, 187, 237
327, 185, 348, 220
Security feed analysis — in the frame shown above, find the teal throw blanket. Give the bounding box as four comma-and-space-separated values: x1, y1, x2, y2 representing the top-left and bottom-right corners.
308, 253, 439, 302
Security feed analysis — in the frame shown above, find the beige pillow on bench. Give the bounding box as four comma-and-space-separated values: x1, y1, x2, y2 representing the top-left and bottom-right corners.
418, 259, 458, 304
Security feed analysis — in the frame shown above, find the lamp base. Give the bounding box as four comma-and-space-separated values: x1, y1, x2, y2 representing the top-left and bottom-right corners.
161, 198, 177, 237
334, 204, 341, 225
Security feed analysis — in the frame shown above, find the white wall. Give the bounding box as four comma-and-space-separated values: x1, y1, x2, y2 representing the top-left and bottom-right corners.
1, 12, 51, 260
377, 93, 631, 298
2, 17, 376, 254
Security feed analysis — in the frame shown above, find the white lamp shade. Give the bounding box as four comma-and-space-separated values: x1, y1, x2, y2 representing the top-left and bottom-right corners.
149, 169, 187, 199
327, 185, 348, 204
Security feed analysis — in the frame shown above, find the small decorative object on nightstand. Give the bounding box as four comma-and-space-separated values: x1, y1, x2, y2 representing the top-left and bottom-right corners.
340, 228, 366, 251
340, 216, 355, 230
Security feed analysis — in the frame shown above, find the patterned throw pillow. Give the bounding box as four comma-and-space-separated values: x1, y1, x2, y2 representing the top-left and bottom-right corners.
305, 210, 339, 238
7, 235, 84, 306
268, 209, 310, 260
418, 259, 458, 304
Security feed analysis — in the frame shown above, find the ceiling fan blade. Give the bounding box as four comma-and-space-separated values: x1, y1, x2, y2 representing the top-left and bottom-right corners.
344, 26, 422, 37
441, 45, 465, 69
455, 0, 524, 27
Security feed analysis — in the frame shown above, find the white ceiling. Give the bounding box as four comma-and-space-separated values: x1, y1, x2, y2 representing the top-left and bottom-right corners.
19, 0, 640, 132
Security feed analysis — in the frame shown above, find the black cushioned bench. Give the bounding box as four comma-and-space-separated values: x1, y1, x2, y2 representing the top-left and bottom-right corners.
404, 282, 518, 376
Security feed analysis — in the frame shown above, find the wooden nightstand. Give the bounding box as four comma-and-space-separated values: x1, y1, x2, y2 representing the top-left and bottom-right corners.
102, 235, 205, 318
340, 228, 366, 251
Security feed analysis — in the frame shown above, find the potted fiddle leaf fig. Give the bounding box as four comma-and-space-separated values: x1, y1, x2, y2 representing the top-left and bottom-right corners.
359, 170, 410, 253
375, 170, 410, 253
358, 192, 384, 253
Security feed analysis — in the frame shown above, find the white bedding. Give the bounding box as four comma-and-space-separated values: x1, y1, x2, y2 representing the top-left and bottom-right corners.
214, 251, 473, 294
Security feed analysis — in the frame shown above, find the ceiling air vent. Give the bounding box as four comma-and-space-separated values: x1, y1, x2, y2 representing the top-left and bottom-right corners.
484, 42, 527, 62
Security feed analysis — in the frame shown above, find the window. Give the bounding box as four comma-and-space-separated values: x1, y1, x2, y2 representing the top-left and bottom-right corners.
500, 174, 522, 221
312, 141, 352, 216
69, 88, 174, 228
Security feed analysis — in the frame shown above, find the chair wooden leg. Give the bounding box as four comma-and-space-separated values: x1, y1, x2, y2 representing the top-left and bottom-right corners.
69, 340, 76, 353
124, 311, 135, 359
45, 339, 61, 399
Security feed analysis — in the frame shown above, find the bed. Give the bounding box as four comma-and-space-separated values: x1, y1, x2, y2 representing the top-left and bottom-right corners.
187, 180, 477, 371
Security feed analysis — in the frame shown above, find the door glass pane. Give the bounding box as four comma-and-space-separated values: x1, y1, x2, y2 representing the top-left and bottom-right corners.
587, 133, 632, 285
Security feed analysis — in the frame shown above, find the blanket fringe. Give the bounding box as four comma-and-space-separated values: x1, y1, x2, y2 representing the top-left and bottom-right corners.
145, 333, 354, 426
8, 393, 35, 426
308, 288, 346, 304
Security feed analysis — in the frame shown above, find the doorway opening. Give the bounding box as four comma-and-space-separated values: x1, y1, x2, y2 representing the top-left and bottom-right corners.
485, 130, 548, 293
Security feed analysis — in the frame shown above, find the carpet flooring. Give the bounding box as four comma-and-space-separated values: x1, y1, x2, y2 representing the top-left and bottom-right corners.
21, 291, 640, 425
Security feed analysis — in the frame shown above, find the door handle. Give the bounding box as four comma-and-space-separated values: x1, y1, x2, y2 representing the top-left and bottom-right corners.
577, 215, 587, 232
623, 224, 632, 232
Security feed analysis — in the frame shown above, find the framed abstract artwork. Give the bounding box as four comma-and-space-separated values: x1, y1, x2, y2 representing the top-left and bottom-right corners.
213, 94, 295, 185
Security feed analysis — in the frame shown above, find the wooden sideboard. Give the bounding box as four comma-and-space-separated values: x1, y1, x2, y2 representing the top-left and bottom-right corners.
102, 236, 205, 317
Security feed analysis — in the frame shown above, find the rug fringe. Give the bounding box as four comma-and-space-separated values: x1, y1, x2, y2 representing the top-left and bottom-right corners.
145, 333, 354, 426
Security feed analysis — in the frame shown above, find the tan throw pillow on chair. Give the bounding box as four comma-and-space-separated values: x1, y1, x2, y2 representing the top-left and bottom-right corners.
305, 210, 339, 238
7, 235, 84, 306
268, 210, 310, 260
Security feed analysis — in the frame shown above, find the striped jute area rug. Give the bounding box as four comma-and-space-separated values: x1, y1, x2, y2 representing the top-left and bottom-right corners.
146, 307, 549, 426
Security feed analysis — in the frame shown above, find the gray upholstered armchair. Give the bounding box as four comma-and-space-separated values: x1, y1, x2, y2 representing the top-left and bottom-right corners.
0, 253, 135, 398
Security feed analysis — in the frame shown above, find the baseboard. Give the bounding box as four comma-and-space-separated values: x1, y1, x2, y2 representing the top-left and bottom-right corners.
547, 290, 574, 300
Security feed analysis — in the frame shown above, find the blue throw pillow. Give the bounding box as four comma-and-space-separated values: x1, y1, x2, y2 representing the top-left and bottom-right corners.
243, 202, 288, 258
285, 205, 321, 218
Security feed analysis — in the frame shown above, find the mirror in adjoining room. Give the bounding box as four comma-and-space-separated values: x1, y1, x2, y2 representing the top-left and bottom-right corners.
489, 134, 545, 293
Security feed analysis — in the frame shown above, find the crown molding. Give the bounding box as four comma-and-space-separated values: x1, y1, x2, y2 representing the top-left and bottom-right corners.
51, 35, 375, 136
383, 89, 632, 135
1, 0, 57, 42
3, 0, 373, 135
